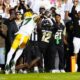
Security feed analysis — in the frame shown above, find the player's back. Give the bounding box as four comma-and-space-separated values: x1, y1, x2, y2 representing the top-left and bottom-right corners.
16, 15, 36, 36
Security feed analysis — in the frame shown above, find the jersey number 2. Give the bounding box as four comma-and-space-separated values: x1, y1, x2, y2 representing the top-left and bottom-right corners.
41, 31, 52, 43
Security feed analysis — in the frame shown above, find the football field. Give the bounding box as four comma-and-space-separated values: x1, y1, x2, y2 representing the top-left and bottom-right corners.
0, 72, 80, 80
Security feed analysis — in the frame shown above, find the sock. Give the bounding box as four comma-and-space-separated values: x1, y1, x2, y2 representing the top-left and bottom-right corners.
13, 48, 23, 63
6, 48, 15, 65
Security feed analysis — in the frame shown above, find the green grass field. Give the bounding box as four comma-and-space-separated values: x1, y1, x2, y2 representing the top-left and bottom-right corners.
0, 73, 80, 80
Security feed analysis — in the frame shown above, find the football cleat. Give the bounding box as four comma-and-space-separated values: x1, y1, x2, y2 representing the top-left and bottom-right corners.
60, 69, 65, 73
5, 64, 10, 74
11, 61, 16, 74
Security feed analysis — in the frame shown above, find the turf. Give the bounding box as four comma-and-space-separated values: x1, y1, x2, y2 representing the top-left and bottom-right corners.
0, 72, 80, 80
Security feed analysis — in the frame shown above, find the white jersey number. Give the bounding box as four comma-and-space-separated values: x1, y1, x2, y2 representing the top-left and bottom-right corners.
41, 31, 52, 43
22, 18, 32, 26
55, 30, 62, 39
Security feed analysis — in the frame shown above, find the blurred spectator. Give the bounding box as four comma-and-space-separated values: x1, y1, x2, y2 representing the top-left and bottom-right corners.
50, 0, 56, 4
64, 0, 79, 21
29, 0, 40, 14
10, 0, 19, 8
73, 10, 80, 72
50, 7, 56, 18
39, 7, 46, 15
3, 0, 11, 18
0, 0, 11, 18
55, 0, 65, 20
4, 8, 16, 60
39, 0, 51, 10
0, 0, 5, 18
64, 0, 80, 72
65, 19, 74, 72
15, 0, 29, 14
0, 15, 8, 70
9, 11, 23, 44
30, 0, 52, 14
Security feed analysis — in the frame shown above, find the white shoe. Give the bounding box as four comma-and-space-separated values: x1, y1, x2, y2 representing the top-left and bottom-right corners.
60, 69, 65, 73
19, 69, 24, 73
11, 61, 16, 74
5, 64, 10, 74
11, 69, 16, 74
23, 70, 27, 74
5, 70, 10, 74
51, 69, 56, 73
11, 65, 16, 74
34, 66, 39, 73
55, 69, 60, 73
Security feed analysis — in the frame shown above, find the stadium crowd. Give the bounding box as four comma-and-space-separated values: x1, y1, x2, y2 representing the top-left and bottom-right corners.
0, 0, 80, 74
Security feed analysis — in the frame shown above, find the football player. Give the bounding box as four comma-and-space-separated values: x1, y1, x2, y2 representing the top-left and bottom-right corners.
5, 9, 40, 74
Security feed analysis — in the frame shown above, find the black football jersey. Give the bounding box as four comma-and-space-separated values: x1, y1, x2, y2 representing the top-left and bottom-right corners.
53, 23, 65, 45
38, 18, 54, 43
73, 19, 80, 38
